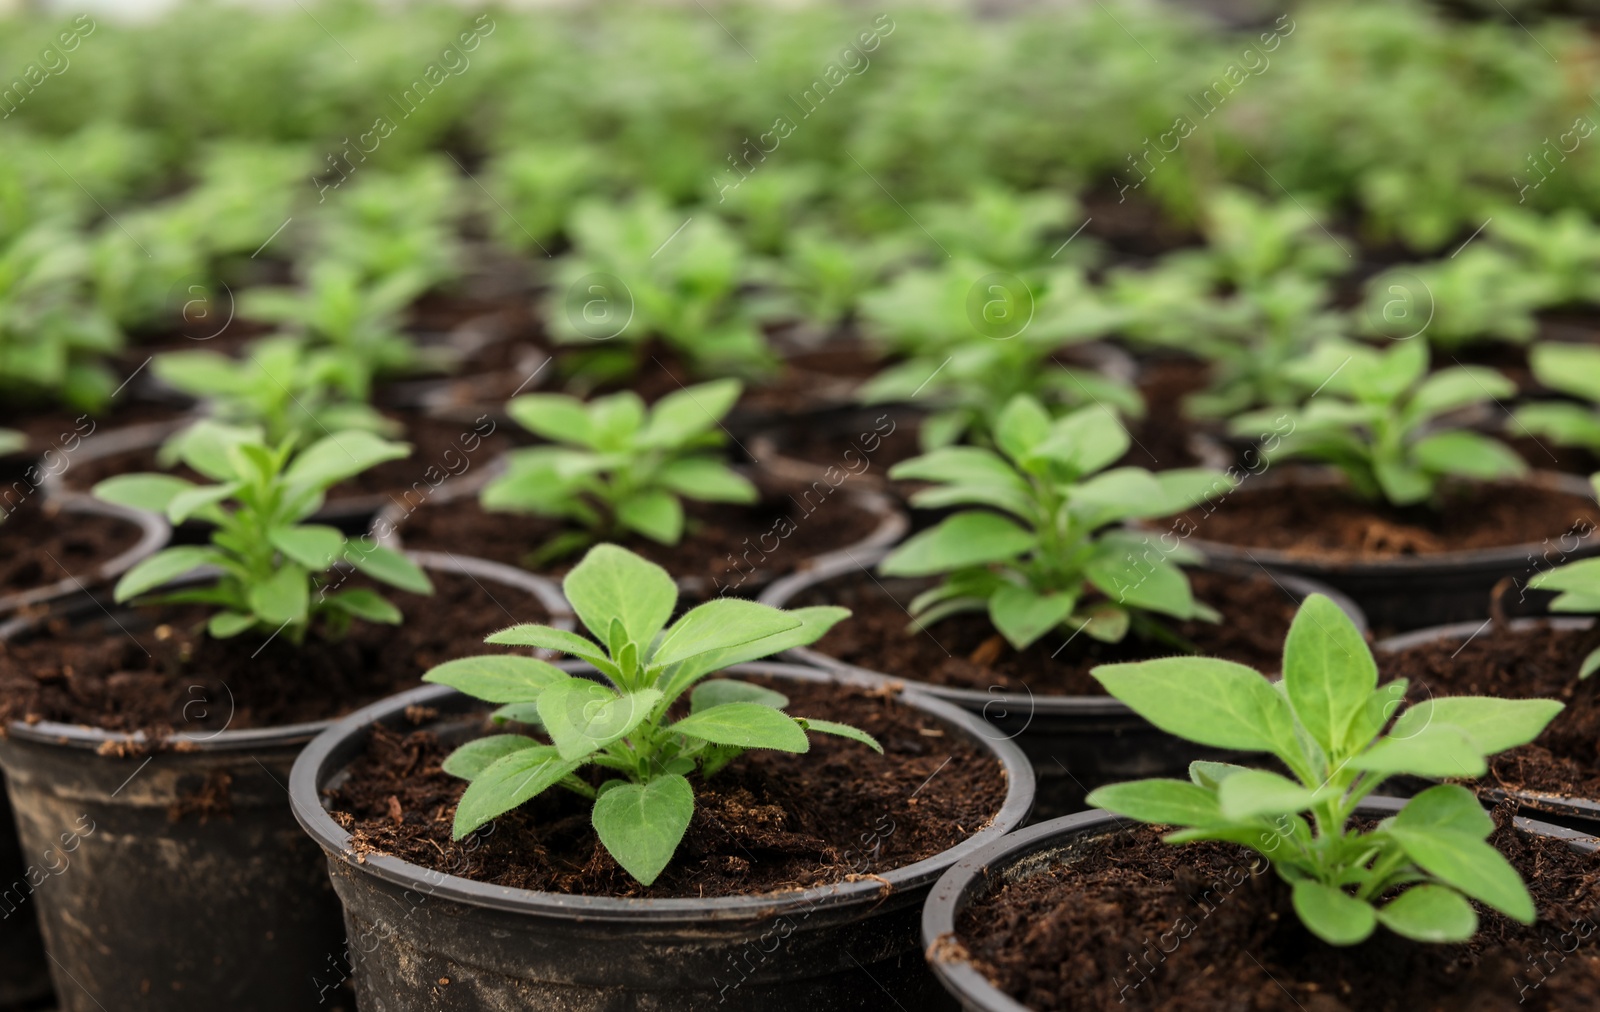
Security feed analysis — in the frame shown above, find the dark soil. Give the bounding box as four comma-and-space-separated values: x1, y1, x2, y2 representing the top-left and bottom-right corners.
1079, 190, 1200, 260
0, 400, 183, 460
0, 493, 143, 598
1170, 475, 1600, 559
1381, 621, 1600, 802
754, 407, 924, 482
954, 813, 1600, 1011
60, 411, 512, 505
327, 677, 1009, 899
795, 569, 1302, 695
1508, 436, 1600, 477
391, 477, 887, 597
1121, 357, 1210, 470
0, 571, 550, 737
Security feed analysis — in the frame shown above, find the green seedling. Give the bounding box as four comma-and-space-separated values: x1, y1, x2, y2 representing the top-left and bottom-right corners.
153, 336, 396, 451
880, 395, 1228, 650
428, 543, 878, 884
858, 261, 1139, 449
93, 421, 432, 642
1233, 339, 1526, 506
1089, 594, 1563, 946
481, 379, 755, 563
1527, 534, 1600, 678
1510, 343, 1600, 453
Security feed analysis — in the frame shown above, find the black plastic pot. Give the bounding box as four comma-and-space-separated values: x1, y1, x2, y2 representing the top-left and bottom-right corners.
1378, 616, 1600, 831
1166, 469, 1599, 632
0, 553, 569, 1012
759, 547, 1366, 821
289, 661, 1035, 1011
920, 798, 1599, 1012
372, 458, 911, 601
0, 493, 170, 617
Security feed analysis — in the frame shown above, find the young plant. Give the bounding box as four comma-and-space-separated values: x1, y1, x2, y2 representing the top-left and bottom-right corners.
486, 142, 613, 254
549, 193, 771, 386
1510, 343, 1600, 453
1, 220, 123, 411
317, 163, 465, 289
1087, 594, 1563, 946
1171, 188, 1348, 293
756, 224, 913, 331
879, 396, 1228, 649
481, 380, 756, 563
92, 421, 432, 642
426, 543, 878, 885
1527, 539, 1600, 678
916, 185, 1088, 272
153, 336, 396, 452
858, 262, 1140, 449
1362, 249, 1544, 349
239, 260, 442, 401
1232, 338, 1526, 506
1488, 208, 1600, 308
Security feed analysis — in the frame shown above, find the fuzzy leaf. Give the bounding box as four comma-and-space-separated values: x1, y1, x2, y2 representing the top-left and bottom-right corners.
591, 774, 694, 885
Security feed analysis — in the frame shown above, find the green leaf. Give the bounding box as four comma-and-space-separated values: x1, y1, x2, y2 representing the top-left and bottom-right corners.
1387, 826, 1536, 923
422, 655, 566, 703
93, 474, 196, 514
1029, 405, 1127, 476
669, 702, 810, 752
1376, 885, 1478, 943
453, 746, 582, 839
797, 717, 882, 753
655, 459, 757, 504
1084, 553, 1197, 620
1406, 368, 1513, 425
1075, 603, 1131, 642
1350, 723, 1486, 779
441, 735, 544, 780
1281, 594, 1377, 755
207, 611, 256, 638
655, 606, 851, 698
641, 378, 742, 446
993, 394, 1052, 462
616, 489, 684, 544
1086, 779, 1223, 826
1392, 784, 1494, 839
486, 624, 617, 674
691, 680, 789, 712
591, 774, 694, 885
1410, 431, 1528, 482
269, 524, 345, 571
169, 421, 260, 481
166, 482, 238, 524
988, 583, 1075, 651
538, 678, 662, 761
564, 544, 678, 648
879, 512, 1036, 577
506, 394, 593, 445
322, 589, 402, 624
345, 543, 433, 594
652, 599, 801, 669
283, 430, 410, 489
1292, 881, 1377, 946
1217, 769, 1318, 820
1389, 697, 1563, 756
1189, 760, 1247, 789
248, 563, 309, 626
114, 546, 220, 601
1092, 657, 1300, 760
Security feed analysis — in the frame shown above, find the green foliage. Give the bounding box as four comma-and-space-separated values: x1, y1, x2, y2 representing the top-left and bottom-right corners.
858, 261, 1140, 449
757, 224, 914, 331
239, 261, 441, 401
428, 544, 876, 884
93, 421, 431, 642
1088, 594, 1562, 946
550, 193, 770, 386
485, 142, 613, 254
1233, 339, 1526, 506
153, 336, 396, 450
316, 162, 465, 288
0, 220, 122, 410
481, 380, 755, 562
879, 395, 1228, 650
1528, 540, 1600, 679
1364, 248, 1544, 349
1172, 188, 1348, 293
1488, 209, 1600, 308
916, 185, 1088, 272
1511, 343, 1600, 453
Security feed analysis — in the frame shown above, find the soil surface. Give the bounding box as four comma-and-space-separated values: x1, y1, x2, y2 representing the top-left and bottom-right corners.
327, 677, 1009, 899
60, 411, 512, 504
1382, 621, 1600, 802
796, 569, 1302, 695
1508, 436, 1600, 477
1168, 474, 1600, 559
392, 477, 887, 596
0, 571, 550, 737
953, 813, 1600, 1011
0, 494, 144, 599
